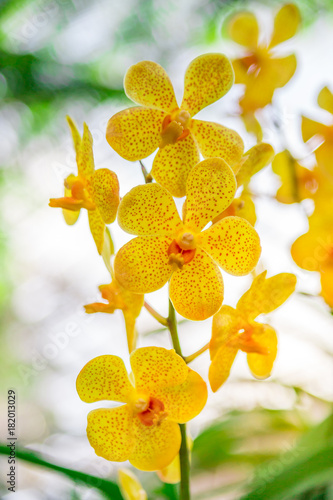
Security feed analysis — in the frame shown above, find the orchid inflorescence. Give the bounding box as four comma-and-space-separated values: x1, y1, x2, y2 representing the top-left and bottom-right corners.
49, 3, 333, 497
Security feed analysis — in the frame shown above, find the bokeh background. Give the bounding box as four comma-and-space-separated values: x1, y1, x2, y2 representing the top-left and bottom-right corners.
0, 0, 333, 499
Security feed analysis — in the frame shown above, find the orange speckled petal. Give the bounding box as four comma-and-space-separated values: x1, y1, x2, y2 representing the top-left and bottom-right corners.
209, 344, 238, 392
181, 54, 234, 117
237, 271, 296, 321
227, 12, 259, 48
118, 184, 182, 236
119, 469, 147, 500
269, 4, 301, 48
247, 324, 277, 379
114, 236, 172, 293
301, 116, 326, 143
88, 208, 106, 255
184, 157, 237, 232
87, 405, 134, 462
152, 368, 207, 423
130, 347, 188, 391
318, 86, 333, 115
76, 355, 134, 403
236, 143, 275, 187
130, 418, 181, 471
151, 133, 200, 198
66, 115, 81, 159
210, 305, 242, 359
191, 119, 244, 167
124, 61, 178, 113
199, 216, 261, 276
78, 123, 95, 185
291, 229, 329, 272
106, 107, 165, 161
92, 168, 120, 224
170, 247, 224, 321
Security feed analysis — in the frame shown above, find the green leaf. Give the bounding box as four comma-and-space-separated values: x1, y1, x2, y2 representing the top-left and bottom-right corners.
241, 413, 333, 500
241, 445, 333, 500
0, 444, 124, 500
193, 409, 306, 471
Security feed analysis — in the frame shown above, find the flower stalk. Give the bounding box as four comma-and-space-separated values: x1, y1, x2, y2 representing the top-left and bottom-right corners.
144, 301, 168, 327
139, 160, 153, 183
167, 299, 190, 500
167, 299, 183, 358
185, 343, 210, 364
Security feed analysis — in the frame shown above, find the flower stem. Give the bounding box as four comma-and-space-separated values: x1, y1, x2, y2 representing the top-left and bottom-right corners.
139, 160, 153, 183
179, 423, 190, 500
167, 299, 183, 357
184, 342, 210, 363
167, 299, 190, 500
144, 301, 168, 327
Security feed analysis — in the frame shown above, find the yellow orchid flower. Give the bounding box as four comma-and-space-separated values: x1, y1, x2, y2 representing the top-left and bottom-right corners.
213, 190, 257, 226
76, 347, 207, 471
84, 277, 144, 353
49, 116, 120, 255
234, 143, 275, 186
228, 4, 301, 112
212, 143, 275, 226
106, 54, 244, 197
114, 158, 261, 321
302, 86, 333, 178
291, 207, 333, 308
241, 110, 263, 142
118, 469, 147, 500
272, 150, 319, 204
209, 271, 296, 392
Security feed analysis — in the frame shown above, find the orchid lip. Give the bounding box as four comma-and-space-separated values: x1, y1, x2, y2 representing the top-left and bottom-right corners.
136, 397, 167, 427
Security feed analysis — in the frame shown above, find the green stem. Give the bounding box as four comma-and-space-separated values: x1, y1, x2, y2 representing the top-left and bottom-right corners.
179, 424, 191, 500
144, 300, 168, 327
167, 299, 190, 500
167, 299, 183, 357
184, 342, 210, 364
139, 160, 153, 184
